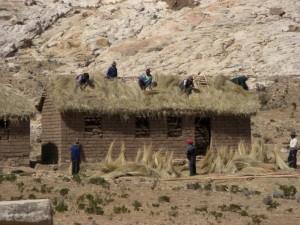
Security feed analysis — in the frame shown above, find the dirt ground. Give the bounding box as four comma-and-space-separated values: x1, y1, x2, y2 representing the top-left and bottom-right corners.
1, 162, 300, 225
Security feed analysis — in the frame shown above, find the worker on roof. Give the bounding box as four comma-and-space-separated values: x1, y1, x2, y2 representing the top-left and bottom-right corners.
179, 75, 194, 95
106, 61, 118, 79
186, 138, 196, 176
231, 75, 249, 90
139, 68, 153, 90
76, 73, 91, 90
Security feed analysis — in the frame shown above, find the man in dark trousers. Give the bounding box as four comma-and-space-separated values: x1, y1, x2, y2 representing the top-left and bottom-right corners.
186, 138, 196, 176
230, 75, 249, 90
106, 61, 118, 79
288, 132, 298, 168
70, 140, 81, 175
75, 73, 91, 90
179, 76, 194, 95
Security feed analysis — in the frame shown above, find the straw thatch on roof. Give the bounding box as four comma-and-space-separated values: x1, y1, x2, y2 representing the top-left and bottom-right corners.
0, 84, 36, 121
45, 74, 259, 117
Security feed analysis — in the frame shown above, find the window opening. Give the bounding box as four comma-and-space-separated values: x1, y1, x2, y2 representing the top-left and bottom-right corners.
0, 119, 9, 140
167, 117, 182, 137
135, 117, 150, 137
84, 117, 102, 136
195, 117, 211, 155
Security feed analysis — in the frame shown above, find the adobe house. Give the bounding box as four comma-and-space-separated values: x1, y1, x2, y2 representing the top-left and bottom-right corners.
0, 84, 35, 166
38, 75, 258, 164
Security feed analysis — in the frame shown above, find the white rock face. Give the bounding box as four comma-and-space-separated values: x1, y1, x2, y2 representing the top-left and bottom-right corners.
0, 199, 53, 225
0, 0, 299, 83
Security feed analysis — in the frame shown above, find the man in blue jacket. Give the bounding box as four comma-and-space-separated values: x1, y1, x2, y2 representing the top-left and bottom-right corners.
231, 75, 249, 90
106, 61, 118, 79
139, 68, 153, 90
70, 140, 81, 175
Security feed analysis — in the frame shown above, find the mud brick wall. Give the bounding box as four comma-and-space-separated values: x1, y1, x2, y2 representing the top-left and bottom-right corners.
0, 120, 30, 166
41, 97, 62, 164
210, 115, 251, 150
60, 114, 195, 162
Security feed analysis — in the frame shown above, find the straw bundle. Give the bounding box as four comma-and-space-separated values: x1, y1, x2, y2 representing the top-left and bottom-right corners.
199, 141, 290, 175
97, 141, 181, 179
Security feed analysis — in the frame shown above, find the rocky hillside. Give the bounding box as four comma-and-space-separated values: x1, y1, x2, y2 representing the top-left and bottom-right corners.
0, 0, 299, 151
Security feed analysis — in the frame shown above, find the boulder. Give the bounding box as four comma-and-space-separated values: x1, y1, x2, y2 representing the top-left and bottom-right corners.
0, 199, 53, 225
270, 7, 285, 16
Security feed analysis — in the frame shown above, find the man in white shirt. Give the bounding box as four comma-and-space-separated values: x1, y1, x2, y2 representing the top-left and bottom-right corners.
288, 132, 298, 168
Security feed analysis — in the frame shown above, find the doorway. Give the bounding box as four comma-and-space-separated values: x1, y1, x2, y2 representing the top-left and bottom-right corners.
195, 118, 211, 155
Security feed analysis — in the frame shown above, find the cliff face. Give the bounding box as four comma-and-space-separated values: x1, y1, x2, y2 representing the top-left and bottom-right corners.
0, 0, 299, 149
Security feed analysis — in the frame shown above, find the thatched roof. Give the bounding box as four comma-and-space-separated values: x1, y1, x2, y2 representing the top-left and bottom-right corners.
44, 74, 259, 117
0, 84, 36, 121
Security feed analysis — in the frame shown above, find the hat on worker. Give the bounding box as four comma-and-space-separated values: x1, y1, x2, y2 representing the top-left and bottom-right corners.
290, 131, 296, 136
187, 138, 193, 144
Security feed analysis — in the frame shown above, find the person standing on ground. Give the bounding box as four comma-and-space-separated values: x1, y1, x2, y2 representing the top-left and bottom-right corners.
230, 75, 249, 90
288, 132, 298, 169
70, 140, 81, 175
106, 61, 118, 79
186, 138, 196, 176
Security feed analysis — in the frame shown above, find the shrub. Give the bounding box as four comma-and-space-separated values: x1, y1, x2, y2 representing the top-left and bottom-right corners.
72, 175, 81, 184
158, 195, 170, 203
60, 188, 70, 196
230, 185, 241, 193
78, 203, 85, 210
28, 194, 37, 199
113, 205, 130, 214
204, 182, 212, 191
251, 214, 267, 225
55, 201, 68, 212
210, 211, 223, 222
195, 206, 208, 213
186, 182, 201, 190
152, 203, 160, 207
33, 177, 42, 183
89, 177, 110, 189
215, 185, 228, 192
240, 210, 248, 216
279, 185, 297, 199
132, 200, 142, 211
0, 173, 17, 182
40, 184, 53, 194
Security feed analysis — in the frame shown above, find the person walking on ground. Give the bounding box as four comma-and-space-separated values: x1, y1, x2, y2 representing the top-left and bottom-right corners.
230, 75, 249, 90
288, 132, 298, 169
70, 140, 81, 175
179, 75, 194, 95
106, 61, 118, 79
186, 138, 196, 176
139, 68, 153, 90
75, 73, 91, 90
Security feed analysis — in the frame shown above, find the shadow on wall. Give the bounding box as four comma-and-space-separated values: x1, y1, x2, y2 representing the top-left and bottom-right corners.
41, 142, 58, 164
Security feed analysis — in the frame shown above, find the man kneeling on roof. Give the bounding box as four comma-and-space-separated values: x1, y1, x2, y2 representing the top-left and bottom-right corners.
230, 75, 249, 90
76, 73, 91, 90
179, 76, 194, 95
139, 68, 153, 90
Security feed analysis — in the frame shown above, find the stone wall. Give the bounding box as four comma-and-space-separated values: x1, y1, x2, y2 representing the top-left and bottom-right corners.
210, 115, 251, 150
60, 114, 195, 162
41, 96, 62, 164
0, 120, 30, 166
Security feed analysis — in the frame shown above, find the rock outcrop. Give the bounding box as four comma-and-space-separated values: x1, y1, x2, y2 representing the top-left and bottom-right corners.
0, 199, 53, 225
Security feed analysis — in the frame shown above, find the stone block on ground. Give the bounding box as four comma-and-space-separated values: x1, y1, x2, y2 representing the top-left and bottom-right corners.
0, 199, 53, 225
